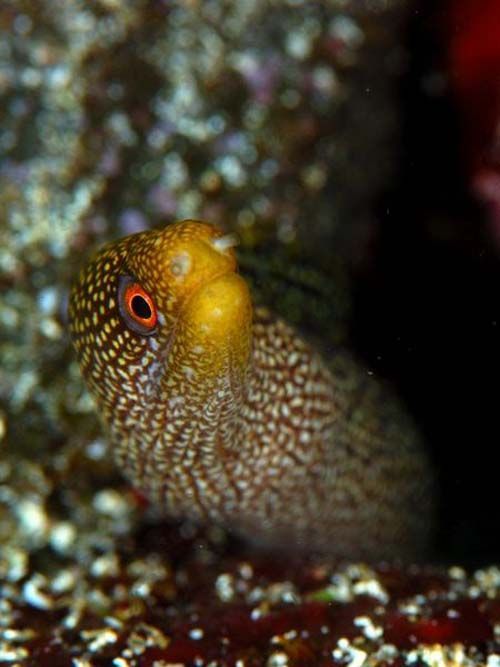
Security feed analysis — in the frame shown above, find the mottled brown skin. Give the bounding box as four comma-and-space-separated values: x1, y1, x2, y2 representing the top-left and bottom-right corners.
69, 220, 434, 560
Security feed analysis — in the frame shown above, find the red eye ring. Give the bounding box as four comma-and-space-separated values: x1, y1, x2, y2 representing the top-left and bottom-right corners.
125, 283, 156, 327
118, 277, 158, 335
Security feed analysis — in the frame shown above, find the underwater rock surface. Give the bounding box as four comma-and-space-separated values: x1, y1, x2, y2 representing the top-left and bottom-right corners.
3, 514, 500, 666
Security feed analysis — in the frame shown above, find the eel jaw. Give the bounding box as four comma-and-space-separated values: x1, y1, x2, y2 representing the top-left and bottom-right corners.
182, 272, 251, 335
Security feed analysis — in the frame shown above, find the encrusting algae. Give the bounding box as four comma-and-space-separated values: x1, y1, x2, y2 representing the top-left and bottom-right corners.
69, 219, 434, 560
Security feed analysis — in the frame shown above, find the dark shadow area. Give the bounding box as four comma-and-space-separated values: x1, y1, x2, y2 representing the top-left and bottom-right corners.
352, 0, 500, 566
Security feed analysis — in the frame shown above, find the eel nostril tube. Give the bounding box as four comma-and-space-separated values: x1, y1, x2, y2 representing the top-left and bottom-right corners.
211, 234, 239, 254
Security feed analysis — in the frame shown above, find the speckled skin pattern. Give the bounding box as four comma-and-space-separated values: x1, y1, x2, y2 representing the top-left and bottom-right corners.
69, 220, 434, 560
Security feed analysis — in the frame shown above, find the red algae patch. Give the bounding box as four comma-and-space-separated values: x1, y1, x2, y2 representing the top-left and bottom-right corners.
2, 514, 500, 666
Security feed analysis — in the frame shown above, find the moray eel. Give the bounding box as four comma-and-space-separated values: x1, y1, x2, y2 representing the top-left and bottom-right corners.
69, 220, 434, 560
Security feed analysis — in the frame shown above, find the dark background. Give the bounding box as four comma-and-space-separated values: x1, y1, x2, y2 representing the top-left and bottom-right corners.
353, 2, 500, 565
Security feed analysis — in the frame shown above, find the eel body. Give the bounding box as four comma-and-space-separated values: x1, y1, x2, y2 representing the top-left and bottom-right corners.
69, 220, 434, 559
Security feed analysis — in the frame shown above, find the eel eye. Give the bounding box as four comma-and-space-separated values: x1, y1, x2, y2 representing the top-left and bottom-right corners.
118, 276, 157, 335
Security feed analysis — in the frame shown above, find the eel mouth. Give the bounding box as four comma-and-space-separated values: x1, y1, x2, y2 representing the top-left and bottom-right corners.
141, 222, 251, 362
157, 229, 251, 367
167, 230, 243, 325
180, 269, 252, 340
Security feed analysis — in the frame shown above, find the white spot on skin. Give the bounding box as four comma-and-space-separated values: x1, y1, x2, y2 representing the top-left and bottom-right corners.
182, 366, 196, 380
299, 431, 311, 444
148, 336, 160, 352
168, 395, 184, 409
280, 404, 291, 418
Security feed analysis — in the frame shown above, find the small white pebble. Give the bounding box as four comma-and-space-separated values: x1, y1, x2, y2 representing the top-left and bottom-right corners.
16, 499, 49, 542
23, 574, 53, 610
93, 489, 128, 517
81, 628, 118, 652
448, 565, 466, 580
353, 615, 383, 641
112, 658, 131, 667
90, 553, 120, 578
353, 579, 388, 604
51, 568, 76, 594
267, 651, 289, 667
50, 522, 76, 553
215, 573, 235, 602
189, 627, 204, 640
0, 645, 29, 661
